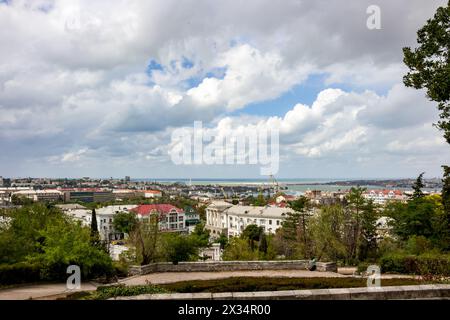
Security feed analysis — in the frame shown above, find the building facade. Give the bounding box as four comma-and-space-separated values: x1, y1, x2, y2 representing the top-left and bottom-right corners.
206, 201, 294, 238
363, 189, 407, 205
132, 204, 186, 232
61, 189, 114, 203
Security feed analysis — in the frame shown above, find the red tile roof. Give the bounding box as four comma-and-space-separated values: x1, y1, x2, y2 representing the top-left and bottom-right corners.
131, 204, 183, 216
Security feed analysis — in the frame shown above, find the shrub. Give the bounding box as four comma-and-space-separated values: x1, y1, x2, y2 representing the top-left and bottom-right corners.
356, 262, 371, 274
0, 262, 41, 285
94, 284, 169, 300
406, 236, 433, 255
160, 277, 428, 293
380, 253, 450, 277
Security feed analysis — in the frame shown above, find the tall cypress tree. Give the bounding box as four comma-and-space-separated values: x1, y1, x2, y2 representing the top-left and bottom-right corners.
90, 208, 99, 240
411, 172, 425, 199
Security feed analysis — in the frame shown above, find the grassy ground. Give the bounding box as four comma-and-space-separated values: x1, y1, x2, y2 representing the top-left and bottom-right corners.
64, 276, 439, 300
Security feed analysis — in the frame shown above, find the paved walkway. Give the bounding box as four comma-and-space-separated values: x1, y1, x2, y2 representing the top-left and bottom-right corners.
0, 282, 97, 300
0, 269, 415, 299
120, 270, 348, 286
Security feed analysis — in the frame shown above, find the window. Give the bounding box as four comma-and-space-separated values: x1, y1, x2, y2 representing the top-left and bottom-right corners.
179, 216, 183, 221
269, 220, 272, 225
276, 220, 280, 225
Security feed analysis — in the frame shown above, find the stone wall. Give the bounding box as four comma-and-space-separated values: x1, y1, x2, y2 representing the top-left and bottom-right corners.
113, 284, 450, 300
128, 260, 337, 275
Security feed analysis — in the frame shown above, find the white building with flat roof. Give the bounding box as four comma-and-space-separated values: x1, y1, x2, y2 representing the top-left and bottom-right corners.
206, 201, 294, 238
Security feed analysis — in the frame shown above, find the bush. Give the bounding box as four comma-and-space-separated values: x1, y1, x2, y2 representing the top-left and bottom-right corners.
160, 277, 428, 293
356, 262, 371, 274
0, 262, 41, 285
94, 284, 169, 300
380, 253, 450, 276
406, 236, 433, 255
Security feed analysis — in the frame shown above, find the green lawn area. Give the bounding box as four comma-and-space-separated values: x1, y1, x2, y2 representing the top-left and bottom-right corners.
64, 276, 440, 300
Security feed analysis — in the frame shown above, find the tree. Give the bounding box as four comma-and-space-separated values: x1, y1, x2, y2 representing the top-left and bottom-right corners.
30, 218, 113, 280
357, 200, 379, 261
217, 232, 228, 250
0, 203, 113, 280
11, 194, 34, 206
344, 187, 367, 263
190, 222, 210, 247
129, 215, 161, 265
241, 224, 263, 251
222, 237, 259, 261
113, 212, 138, 235
411, 172, 425, 199
309, 205, 346, 262
403, 1, 450, 144
258, 232, 268, 255
90, 208, 101, 247
90, 209, 99, 237
283, 196, 309, 241
439, 166, 450, 250
384, 198, 437, 240
163, 233, 199, 264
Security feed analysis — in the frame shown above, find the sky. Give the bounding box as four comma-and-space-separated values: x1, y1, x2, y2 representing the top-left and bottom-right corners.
0, 0, 449, 179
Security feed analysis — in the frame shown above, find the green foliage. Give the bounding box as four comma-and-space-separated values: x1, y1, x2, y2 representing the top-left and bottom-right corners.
441, 166, 450, 250
217, 232, 228, 249
0, 204, 69, 264
159, 277, 428, 294
258, 233, 268, 254
190, 222, 210, 247
380, 253, 450, 277
385, 197, 440, 241
10, 194, 34, 206
406, 235, 434, 255
241, 224, 264, 251
0, 204, 113, 284
90, 208, 99, 244
411, 172, 425, 199
403, 1, 450, 144
242, 194, 269, 206
309, 205, 346, 262
94, 284, 169, 300
0, 262, 41, 285
222, 237, 260, 261
113, 211, 138, 234
27, 218, 113, 280
129, 216, 161, 265
162, 233, 200, 264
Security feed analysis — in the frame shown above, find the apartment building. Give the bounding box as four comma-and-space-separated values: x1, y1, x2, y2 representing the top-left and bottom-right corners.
206, 201, 294, 238
12, 189, 63, 202
57, 204, 138, 241
363, 189, 407, 205
131, 204, 186, 232
61, 188, 114, 203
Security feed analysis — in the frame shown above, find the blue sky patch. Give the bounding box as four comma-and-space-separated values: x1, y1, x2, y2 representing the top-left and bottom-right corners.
181, 56, 194, 69
230, 73, 360, 117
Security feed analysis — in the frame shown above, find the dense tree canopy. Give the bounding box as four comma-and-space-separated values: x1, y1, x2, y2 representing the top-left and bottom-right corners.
403, 1, 450, 144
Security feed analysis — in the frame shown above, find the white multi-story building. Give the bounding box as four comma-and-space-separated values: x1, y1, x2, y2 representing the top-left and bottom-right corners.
206, 201, 294, 238
57, 204, 138, 241
363, 189, 407, 205
12, 189, 63, 202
